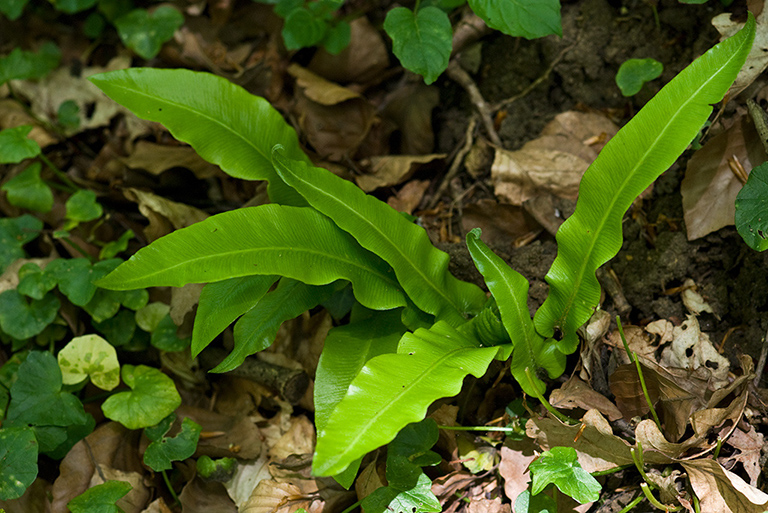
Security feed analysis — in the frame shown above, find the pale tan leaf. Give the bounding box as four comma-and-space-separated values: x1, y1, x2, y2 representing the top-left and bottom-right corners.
356, 154, 445, 192
179, 478, 237, 513
720, 426, 764, 486
387, 179, 430, 214
550, 376, 623, 421
682, 459, 768, 513
124, 187, 209, 242
122, 141, 221, 179
713, 7, 768, 98
288, 64, 361, 105
498, 440, 537, 506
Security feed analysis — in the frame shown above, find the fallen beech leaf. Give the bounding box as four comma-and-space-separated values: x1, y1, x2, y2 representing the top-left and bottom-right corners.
123, 187, 209, 242
492, 111, 618, 205
525, 409, 634, 473
682, 114, 767, 240
498, 440, 537, 506
550, 376, 623, 421
713, 7, 768, 98
179, 478, 237, 513
308, 17, 390, 84
288, 64, 361, 105
682, 458, 768, 513
122, 141, 221, 179
461, 199, 540, 250
387, 179, 430, 214
381, 83, 440, 155
356, 154, 445, 192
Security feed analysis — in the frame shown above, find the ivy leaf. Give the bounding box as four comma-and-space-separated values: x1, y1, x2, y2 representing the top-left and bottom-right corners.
151, 315, 190, 352
143, 417, 202, 471
0, 126, 41, 164
282, 7, 328, 49
0, 42, 61, 84
57, 334, 120, 391
0, 215, 42, 273
114, 6, 184, 59
5, 351, 92, 455
467, 0, 561, 39
101, 365, 181, 429
0, 290, 59, 340
17, 262, 57, 299
99, 230, 134, 260
615, 58, 664, 96
363, 473, 439, 513
514, 489, 557, 513
65, 189, 103, 224
735, 161, 768, 251
2, 163, 53, 212
322, 21, 351, 55
529, 447, 601, 503
0, 427, 38, 501
144, 412, 176, 442
68, 480, 132, 513
0, 0, 29, 20
383, 6, 452, 85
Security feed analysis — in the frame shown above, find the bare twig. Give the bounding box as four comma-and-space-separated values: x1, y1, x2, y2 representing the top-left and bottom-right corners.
753, 326, 768, 389
445, 60, 502, 146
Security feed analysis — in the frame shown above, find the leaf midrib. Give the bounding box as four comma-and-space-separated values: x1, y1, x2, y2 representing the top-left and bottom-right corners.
552, 49, 740, 334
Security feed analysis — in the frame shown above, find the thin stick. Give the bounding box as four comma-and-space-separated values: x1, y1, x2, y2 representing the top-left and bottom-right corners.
445, 60, 502, 146
428, 118, 477, 209
753, 326, 768, 389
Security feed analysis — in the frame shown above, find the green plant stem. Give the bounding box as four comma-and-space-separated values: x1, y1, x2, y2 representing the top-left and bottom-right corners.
524, 367, 579, 425
692, 488, 700, 513
640, 482, 680, 511
616, 495, 644, 513
339, 499, 361, 513
161, 470, 180, 505
617, 317, 662, 431
591, 464, 634, 476
39, 153, 79, 192
630, 443, 651, 484
62, 237, 96, 261
713, 437, 723, 459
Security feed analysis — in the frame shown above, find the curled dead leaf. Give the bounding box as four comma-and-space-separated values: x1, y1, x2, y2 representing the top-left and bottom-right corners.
124, 187, 209, 242
682, 458, 768, 513
356, 154, 445, 192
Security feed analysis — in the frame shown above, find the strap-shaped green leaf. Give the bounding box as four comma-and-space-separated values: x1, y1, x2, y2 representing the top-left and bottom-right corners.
272, 149, 487, 326
89, 68, 309, 205
533, 15, 755, 350
313, 321, 500, 476
96, 205, 405, 312
214, 279, 334, 372
466, 228, 556, 394
192, 275, 279, 357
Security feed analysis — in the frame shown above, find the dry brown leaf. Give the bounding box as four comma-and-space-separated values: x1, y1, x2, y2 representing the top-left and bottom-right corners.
467, 497, 510, 513
550, 375, 623, 421
90, 467, 150, 513
713, 6, 768, 98
525, 409, 635, 472
288, 64, 361, 105
605, 324, 663, 364
492, 111, 618, 205
268, 415, 315, 461
381, 83, 440, 155
498, 440, 537, 506
356, 154, 445, 192
308, 17, 390, 84
0, 99, 57, 147
295, 89, 375, 160
177, 406, 263, 459
15, 57, 151, 139
0, 478, 52, 513
387, 179, 430, 214
681, 458, 768, 513
608, 363, 662, 420
355, 459, 386, 501
720, 425, 764, 486
124, 187, 209, 241
141, 498, 174, 513
241, 479, 322, 513
122, 141, 221, 179
50, 422, 144, 513
429, 404, 460, 459
179, 478, 237, 513
170, 282, 204, 329
681, 114, 767, 241
680, 278, 717, 318
461, 199, 540, 250
223, 452, 272, 509
659, 315, 730, 384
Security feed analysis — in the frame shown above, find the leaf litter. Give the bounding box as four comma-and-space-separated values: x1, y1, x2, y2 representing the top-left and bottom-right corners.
5, 1, 768, 512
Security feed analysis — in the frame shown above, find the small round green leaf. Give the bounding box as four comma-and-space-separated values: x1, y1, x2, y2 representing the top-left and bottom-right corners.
68, 480, 132, 513
383, 6, 452, 85
57, 334, 120, 390
1, 163, 53, 212
0, 427, 38, 500
57, 100, 81, 131
150, 315, 190, 352
0, 290, 59, 340
93, 309, 137, 347
114, 6, 185, 59
0, 215, 42, 274
65, 189, 103, 223
615, 58, 663, 97
0, 126, 41, 164
736, 161, 768, 251
101, 365, 181, 429
17, 262, 57, 300
321, 21, 350, 55
282, 7, 328, 49
0, 42, 61, 85
135, 302, 169, 332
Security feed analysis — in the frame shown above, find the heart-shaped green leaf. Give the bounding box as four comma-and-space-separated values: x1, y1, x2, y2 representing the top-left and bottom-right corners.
0, 215, 42, 273
0, 427, 38, 500
529, 446, 601, 503
0, 126, 41, 164
114, 6, 184, 59
143, 417, 201, 471
0, 290, 59, 340
65, 189, 103, 223
735, 161, 768, 251
468, 0, 561, 39
17, 262, 57, 299
57, 334, 120, 390
68, 481, 132, 513
102, 365, 181, 429
0, 42, 60, 84
383, 6, 451, 85
2, 162, 52, 211
615, 58, 663, 96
